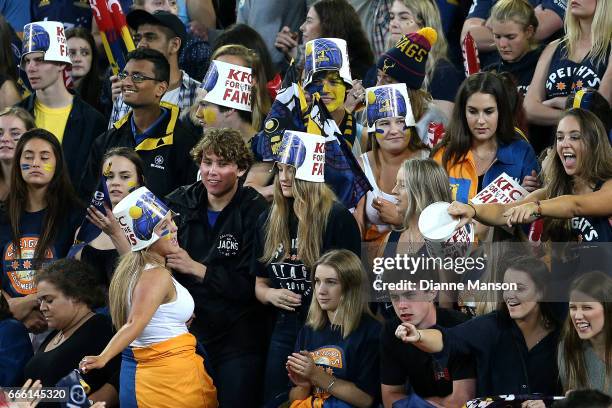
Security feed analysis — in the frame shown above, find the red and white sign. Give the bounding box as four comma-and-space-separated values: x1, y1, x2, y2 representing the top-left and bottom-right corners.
471, 173, 528, 205
462, 31, 480, 77
203, 60, 252, 112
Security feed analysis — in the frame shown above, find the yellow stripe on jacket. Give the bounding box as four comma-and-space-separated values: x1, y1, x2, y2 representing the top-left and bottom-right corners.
432, 148, 478, 203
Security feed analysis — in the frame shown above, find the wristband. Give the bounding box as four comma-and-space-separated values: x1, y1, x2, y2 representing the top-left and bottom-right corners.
467, 202, 477, 218
326, 377, 336, 393
416, 330, 422, 343
532, 201, 542, 218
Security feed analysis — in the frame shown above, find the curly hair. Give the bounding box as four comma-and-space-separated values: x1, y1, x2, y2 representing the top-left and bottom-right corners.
190, 127, 253, 171
35, 259, 105, 309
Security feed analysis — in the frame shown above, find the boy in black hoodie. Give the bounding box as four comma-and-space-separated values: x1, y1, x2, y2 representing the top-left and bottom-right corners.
165, 127, 269, 407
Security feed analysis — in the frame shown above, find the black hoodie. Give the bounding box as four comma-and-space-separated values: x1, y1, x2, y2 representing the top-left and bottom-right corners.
165, 180, 269, 358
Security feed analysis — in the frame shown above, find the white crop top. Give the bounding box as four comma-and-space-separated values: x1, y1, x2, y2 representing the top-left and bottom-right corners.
361, 153, 398, 233
129, 265, 193, 347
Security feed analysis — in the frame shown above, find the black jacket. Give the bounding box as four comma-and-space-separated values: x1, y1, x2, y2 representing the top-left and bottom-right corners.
18, 93, 106, 196
166, 180, 269, 355
82, 102, 199, 201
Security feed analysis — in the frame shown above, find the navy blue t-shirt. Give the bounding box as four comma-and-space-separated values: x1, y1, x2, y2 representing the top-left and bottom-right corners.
253, 202, 361, 320
207, 209, 221, 228
485, 47, 543, 96
295, 313, 382, 402
438, 311, 561, 397
380, 309, 475, 398
468, 0, 565, 21
0, 318, 33, 387
429, 59, 464, 102
31, 0, 93, 30
0, 209, 79, 298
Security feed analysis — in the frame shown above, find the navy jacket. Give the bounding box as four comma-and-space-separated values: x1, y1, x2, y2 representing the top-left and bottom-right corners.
166, 181, 269, 356
82, 102, 198, 201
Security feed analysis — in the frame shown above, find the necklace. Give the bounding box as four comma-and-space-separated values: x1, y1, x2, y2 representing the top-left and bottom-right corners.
472, 148, 496, 161
52, 311, 94, 346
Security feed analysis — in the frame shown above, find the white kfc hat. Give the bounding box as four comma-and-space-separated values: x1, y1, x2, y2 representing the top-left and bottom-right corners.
21, 21, 72, 66
276, 130, 326, 183
201, 60, 252, 112
113, 187, 171, 252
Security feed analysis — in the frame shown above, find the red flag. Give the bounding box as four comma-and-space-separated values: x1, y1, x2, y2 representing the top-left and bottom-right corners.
89, 0, 127, 74
266, 73, 282, 101
107, 0, 136, 51
462, 31, 480, 77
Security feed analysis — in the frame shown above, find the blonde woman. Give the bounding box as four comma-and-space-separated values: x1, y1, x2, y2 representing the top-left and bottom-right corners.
386, 0, 463, 119
287, 249, 381, 408
487, 0, 542, 96
379, 158, 463, 311
79, 187, 217, 408
253, 131, 361, 403
355, 84, 428, 247
524, 0, 612, 127
386, 158, 452, 255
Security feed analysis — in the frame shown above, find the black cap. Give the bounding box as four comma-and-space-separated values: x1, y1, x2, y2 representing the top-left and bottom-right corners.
127, 10, 187, 50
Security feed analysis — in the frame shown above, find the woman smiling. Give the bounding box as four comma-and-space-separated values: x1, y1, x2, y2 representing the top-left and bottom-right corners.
558, 271, 612, 394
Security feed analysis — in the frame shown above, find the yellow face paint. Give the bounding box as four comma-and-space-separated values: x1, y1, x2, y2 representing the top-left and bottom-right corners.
203, 106, 217, 126
374, 127, 386, 140
322, 77, 346, 112
42, 163, 55, 173
160, 228, 173, 240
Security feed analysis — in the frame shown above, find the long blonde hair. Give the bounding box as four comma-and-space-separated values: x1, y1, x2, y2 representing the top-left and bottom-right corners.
306, 249, 372, 338
108, 250, 165, 329
398, 158, 451, 229
563, 0, 611, 67
392, 0, 449, 88
260, 167, 336, 269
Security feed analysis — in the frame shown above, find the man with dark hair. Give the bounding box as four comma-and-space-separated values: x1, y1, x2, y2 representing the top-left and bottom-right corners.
165, 127, 269, 407
379, 266, 476, 407
108, 9, 200, 126
83, 48, 198, 199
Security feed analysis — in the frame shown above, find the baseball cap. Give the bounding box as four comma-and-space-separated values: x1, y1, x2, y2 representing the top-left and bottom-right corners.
127, 10, 187, 50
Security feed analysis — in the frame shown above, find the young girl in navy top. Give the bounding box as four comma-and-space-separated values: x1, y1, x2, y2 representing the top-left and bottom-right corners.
287, 249, 381, 408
